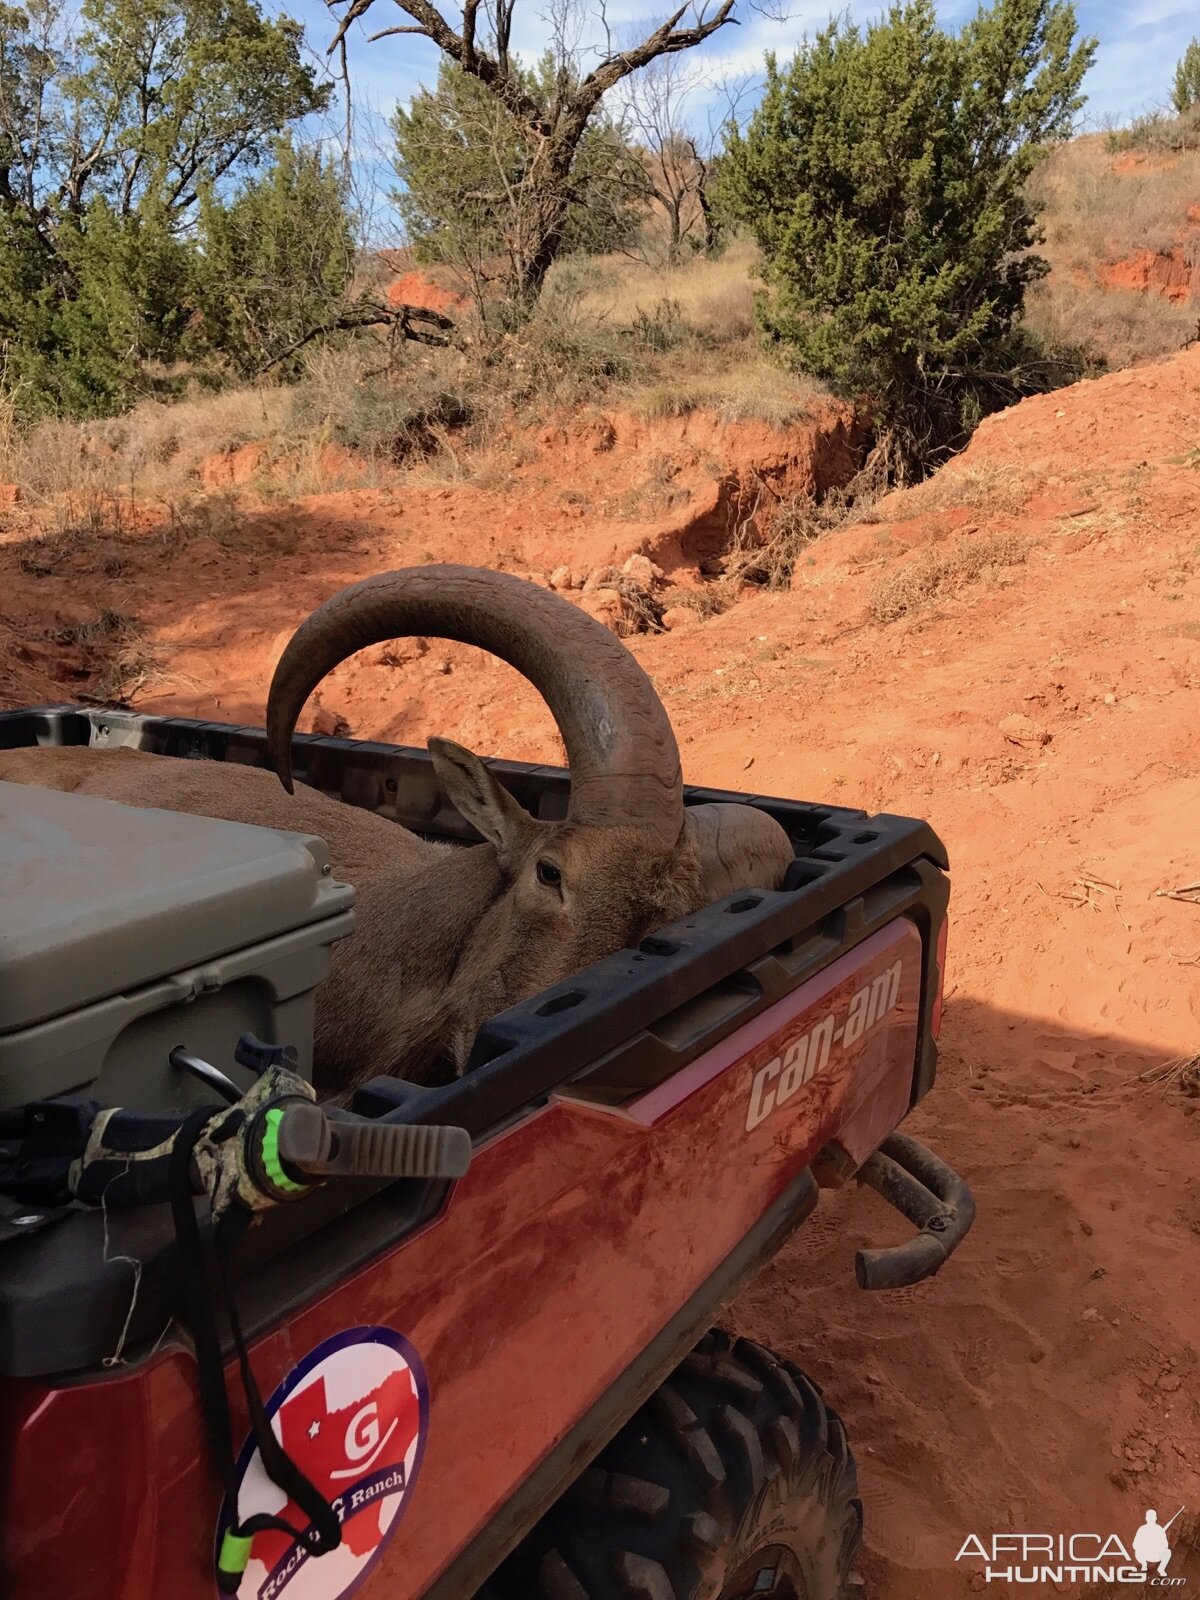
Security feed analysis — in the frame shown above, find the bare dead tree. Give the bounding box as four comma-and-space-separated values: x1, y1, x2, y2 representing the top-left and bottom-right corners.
328, 0, 742, 309
694, 67, 757, 255
613, 57, 758, 265
617, 56, 708, 266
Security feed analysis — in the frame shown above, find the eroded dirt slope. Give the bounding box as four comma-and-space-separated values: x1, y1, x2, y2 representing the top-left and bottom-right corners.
2, 350, 1199, 1592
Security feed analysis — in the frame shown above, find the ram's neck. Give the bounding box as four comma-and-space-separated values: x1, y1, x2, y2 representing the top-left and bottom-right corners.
318, 842, 504, 1094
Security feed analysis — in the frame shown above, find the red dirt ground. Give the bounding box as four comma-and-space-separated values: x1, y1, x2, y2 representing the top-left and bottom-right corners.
2, 350, 1199, 1592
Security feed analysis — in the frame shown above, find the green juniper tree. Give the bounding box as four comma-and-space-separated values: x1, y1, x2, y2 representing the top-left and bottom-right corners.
0, 0, 333, 415
196, 139, 354, 377
717, 0, 1096, 478
1173, 37, 1200, 114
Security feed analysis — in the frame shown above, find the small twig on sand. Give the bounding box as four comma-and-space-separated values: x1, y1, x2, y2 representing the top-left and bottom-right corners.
1079, 875, 1131, 930
1157, 881, 1200, 905
1134, 1054, 1200, 1097
1047, 873, 1130, 929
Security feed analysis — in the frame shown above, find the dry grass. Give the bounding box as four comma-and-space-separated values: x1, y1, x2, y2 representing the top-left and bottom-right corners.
1136, 1052, 1200, 1097
0, 346, 480, 527
555, 237, 827, 426
570, 236, 763, 339
287, 343, 476, 464
1108, 102, 1200, 156
3, 386, 291, 505
1030, 133, 1200, 271
667, 584, 730, 620
0, 242, 823, 521
47, 607, 162, 704
625, 349, 826, 428
867, 531, 1029, 623
0, 384, 295, 542
6, 132, 1195, 530
50, 606, 137, 649
1024, 278, 1197, 374
870, 463, 1038, 525
16, 524, 133, 578
1019, 132, 1200, 372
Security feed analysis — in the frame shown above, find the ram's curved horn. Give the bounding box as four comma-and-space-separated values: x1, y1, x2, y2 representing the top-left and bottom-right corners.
682, 803, 795, 897
266, 565, 683, 844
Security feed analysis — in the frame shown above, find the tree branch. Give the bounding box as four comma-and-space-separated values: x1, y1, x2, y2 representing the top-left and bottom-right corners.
460, 0, 479, 69
494, 0, 514, 75
326, 0, 379, 59
564, 1, 737, 135
254, 300, 457, 374
328, 0, 548, 130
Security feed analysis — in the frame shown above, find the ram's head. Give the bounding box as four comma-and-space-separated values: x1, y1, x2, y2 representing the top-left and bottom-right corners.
266, 565, 796, 1074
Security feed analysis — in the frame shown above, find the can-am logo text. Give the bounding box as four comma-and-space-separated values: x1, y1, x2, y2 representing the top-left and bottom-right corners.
957, 1507, 1188, 1586
745, 960, 903, 1131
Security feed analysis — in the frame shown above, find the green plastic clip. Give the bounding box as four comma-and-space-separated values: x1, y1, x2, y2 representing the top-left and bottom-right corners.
260, 1107, 308, 1196
217, 1528, 255, 1592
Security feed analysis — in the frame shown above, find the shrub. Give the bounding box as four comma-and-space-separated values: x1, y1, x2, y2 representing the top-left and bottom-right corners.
287, 346, 475, 463
717, 0, 1096, 478
0, 0, 336, 419
1174, 38, 1200, 114
1107, 104, 1200, 154
194, 140, 356, 378
867, 532, 1028, 622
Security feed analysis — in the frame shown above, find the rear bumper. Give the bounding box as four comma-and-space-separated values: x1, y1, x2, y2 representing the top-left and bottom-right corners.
854, 1132, 975, 1290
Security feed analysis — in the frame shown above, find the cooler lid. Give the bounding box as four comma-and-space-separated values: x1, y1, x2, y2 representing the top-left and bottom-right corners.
0, 781, 356, 1032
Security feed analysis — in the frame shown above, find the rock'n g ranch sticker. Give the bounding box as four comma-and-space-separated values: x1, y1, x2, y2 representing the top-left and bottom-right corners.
216, 1325, 429, 1600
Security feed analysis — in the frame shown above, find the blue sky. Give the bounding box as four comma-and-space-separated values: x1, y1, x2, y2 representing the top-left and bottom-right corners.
286, 0, 1194, 218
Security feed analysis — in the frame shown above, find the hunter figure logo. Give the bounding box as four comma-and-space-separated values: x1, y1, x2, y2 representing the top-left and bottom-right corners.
217, 1326, 429, 1600
1135, 1510, 1182, 1580
956, 1504, 1188, 1587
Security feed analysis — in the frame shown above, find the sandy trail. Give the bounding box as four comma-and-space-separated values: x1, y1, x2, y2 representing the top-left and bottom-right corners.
2, 349, 1198, 1592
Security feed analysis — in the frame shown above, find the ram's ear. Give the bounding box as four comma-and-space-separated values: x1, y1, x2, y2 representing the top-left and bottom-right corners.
428, 737, 532, 865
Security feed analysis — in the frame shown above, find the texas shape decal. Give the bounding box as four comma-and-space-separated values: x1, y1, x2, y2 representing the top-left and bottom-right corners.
217, 1326, 429, 1600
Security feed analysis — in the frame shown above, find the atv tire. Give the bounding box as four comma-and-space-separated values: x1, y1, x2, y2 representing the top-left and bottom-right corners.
487, 1329, 863, 1600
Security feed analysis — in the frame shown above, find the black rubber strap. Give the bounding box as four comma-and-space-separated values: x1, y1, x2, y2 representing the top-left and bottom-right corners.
214, 1212, 342, 1553
170, 1110, 241, 1510
168, 1108, 341, 1588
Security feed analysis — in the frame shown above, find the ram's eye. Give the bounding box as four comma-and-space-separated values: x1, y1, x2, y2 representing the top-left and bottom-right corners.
535, 859, 562, 889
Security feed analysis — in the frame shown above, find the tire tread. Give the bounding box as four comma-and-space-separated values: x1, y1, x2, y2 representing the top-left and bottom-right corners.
486, 1332, 862, 1600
